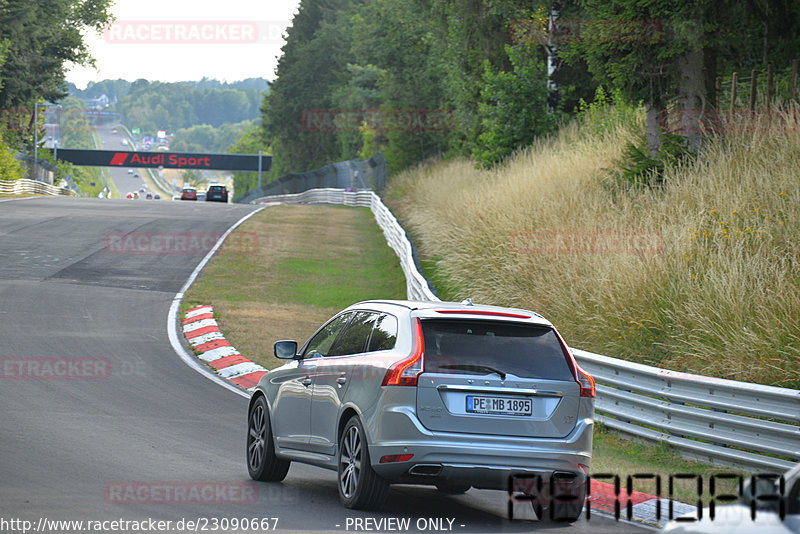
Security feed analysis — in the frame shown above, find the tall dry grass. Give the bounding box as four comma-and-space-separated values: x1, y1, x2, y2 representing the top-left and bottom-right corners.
387, 107, 800, 387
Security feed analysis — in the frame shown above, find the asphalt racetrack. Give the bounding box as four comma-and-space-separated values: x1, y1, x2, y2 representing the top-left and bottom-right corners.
0, 197, 649, 533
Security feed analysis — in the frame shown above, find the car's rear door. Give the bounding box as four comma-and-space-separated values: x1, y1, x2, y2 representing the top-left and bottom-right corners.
308, 311, 380, 456
271, 312, 353, 451
415, 318, 581, 438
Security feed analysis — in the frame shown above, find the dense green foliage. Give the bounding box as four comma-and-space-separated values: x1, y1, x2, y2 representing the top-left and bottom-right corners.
66, 77, 269, 104
0, 0, 113, 155
51, 97, 104, 195
171, 121, 255, 153
0, 132, 22, 180
113, 80, 265, 136
227, 122, 271, 197
0, 0, 113, 110
259, 0, 800, 175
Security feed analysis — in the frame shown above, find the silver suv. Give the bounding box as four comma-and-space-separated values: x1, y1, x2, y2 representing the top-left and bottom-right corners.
246, 300, 595, 520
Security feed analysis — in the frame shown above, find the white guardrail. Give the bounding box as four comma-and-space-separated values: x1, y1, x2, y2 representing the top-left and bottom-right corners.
0, 178, 77, 197
251, 187, 800, 472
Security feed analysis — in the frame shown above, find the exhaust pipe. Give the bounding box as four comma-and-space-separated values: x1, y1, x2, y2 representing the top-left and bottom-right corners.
408, 464, 443, 476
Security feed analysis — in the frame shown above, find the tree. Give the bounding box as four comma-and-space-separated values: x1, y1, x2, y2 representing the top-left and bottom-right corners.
0, 0, 113, 109
261, 0, 349, 176
559, 0, 800, 154
472, 44, 557, 167
228, 122, 270, 197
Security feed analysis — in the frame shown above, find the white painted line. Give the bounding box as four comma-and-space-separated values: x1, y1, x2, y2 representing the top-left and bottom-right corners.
185, 306, 213, 319
0, 196, 44, 203
631, 499, 696, 529
182, 318, 218, 333
198, 345, 240, 362
167, 206, 266, 400
217, 362, 267, 379
188, 331, 225, 346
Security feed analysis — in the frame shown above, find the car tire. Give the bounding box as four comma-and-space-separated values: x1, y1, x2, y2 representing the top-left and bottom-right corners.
337, 416, 389, 510
435, 482, 470, 495
247, 396, 290, 482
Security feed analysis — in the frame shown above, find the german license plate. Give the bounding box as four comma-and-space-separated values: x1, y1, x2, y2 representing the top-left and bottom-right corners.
466, 396, 532, 416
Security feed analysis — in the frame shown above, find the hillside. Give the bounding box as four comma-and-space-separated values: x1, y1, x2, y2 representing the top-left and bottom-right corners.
387, 104, 800, 388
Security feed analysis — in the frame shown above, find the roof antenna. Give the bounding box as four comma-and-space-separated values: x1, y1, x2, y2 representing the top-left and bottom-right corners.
461, 298, 473, 306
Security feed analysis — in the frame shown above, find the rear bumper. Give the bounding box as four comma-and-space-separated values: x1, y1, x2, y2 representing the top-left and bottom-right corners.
369, 403, 593, 490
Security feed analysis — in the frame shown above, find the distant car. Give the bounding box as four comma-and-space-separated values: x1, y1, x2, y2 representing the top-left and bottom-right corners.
206, 184, 228, 203
111, 128, 118, 134
154, 194, 161, 200
121, 139, 128, 146
134, 173, 139, 178
661, 463, 800, 533
180, 187, 197, 201
127, 169, 133, 174
132, 191, 140, 199
196, 191, 206, 201
125, 192, 133, 199
247, 299, 595, 516
139, 186, 146, 193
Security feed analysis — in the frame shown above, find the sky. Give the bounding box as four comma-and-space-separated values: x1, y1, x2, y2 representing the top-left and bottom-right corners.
67, 0, 302, 88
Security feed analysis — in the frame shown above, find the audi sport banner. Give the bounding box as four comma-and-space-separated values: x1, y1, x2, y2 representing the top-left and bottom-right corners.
55, 149, 271, 172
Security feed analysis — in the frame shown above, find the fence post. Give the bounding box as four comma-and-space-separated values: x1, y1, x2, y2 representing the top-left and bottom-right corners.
749, 70, 757, 111
730, 72, 738, 114
766, 64, 774, 109
791, 59, 798, 102
257, 150, 262, 189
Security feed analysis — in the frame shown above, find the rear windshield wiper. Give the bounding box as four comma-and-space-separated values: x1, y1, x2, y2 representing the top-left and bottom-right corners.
438, 364, 506, 380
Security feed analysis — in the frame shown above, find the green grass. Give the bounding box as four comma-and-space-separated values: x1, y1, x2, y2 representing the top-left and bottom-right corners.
183, 204, 406, 369
592, 424, 744, 504
386, 108, 800, 389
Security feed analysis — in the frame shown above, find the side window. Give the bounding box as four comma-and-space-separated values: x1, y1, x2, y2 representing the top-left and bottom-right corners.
367, 314, 398, 352
303, 312, 353, 357
328, 312, 376, 357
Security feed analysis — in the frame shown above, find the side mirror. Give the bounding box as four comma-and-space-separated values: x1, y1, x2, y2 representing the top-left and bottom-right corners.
274, 340, 298, 359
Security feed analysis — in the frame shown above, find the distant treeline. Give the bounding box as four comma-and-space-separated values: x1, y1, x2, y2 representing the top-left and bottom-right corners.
67, 78, 269, 137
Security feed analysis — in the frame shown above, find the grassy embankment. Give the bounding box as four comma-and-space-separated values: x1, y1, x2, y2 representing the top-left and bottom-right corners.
182, 202, 742, 503
183, 204, 407, 366
386, 106, 800, 389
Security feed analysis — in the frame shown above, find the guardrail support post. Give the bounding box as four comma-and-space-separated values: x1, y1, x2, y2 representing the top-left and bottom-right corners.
258, 150, 262, 189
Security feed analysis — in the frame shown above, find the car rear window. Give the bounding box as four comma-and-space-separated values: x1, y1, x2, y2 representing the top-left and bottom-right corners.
328, 312, 375, 356
209, 186, 226, 192
368, 314, 397, 351
420, 319, 574, 381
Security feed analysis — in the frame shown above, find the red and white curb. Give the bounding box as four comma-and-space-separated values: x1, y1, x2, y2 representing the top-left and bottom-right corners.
182, 305, 266, 391
587, 480, 697, 529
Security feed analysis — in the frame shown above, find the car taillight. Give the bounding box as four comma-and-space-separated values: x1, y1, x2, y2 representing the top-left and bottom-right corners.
576, 365, 595, 398
554, 329, 596, 398
381, 318, 424, 386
